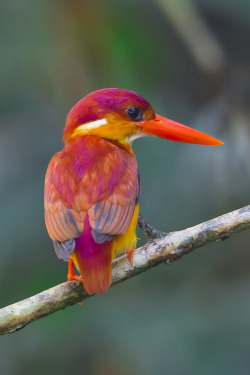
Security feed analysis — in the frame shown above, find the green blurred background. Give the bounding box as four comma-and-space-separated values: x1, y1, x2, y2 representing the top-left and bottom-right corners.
1, 0, 250, 374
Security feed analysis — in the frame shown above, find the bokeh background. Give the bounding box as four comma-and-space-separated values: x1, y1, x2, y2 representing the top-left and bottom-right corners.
1, 0, 250, 374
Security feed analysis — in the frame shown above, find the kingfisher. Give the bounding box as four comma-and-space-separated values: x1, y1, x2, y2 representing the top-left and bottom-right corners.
44, 88, 223, 295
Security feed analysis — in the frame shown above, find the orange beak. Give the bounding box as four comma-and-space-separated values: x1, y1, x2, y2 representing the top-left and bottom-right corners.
140, 114, 223, 145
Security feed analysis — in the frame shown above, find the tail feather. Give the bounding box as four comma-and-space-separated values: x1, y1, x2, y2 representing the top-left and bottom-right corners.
74, 244, 112, 295
73, 216, 113, 295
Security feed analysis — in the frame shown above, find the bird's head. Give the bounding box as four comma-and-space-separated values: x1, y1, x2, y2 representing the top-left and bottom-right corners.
63, 88, 223, 146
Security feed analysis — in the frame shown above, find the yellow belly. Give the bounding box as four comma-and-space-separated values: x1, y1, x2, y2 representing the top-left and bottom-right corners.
111, 203, 139, 258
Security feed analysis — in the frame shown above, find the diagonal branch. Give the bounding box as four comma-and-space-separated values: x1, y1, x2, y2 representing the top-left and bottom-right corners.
0, 205, 249, 336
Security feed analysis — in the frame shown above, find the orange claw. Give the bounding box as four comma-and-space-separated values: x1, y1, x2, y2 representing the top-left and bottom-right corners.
125, 248, 134, 266
67, 258, 83, 283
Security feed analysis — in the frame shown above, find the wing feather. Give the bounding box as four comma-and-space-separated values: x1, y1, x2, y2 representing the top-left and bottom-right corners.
45, 203, 85, 242
88, 200, 106, 222
53, 238, 75, 261
104, 204, 123, 234
114, 202, 132, 234
46, 205, 65, 242
96, 200, 112, 232
44, 206, 56, 240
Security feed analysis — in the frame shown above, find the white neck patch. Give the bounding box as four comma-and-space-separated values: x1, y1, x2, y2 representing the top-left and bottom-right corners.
76, 118, 108, 132
126, 131, 149, 145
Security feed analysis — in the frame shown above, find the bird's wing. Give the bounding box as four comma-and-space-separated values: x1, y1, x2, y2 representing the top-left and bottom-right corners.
88, 169, 140, 243
44, 137, 140, 259
44, 152, 87, 260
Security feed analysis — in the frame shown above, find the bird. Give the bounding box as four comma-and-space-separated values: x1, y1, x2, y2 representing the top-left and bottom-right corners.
44, 88, 223, 295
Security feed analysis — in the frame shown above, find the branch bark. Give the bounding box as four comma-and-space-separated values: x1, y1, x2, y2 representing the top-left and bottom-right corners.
0, 205, 249, 335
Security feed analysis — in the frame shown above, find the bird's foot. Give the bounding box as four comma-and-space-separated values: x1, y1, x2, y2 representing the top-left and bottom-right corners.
125, 248, 134, 266
67, 259, 83, 306
67, 258, 83, 283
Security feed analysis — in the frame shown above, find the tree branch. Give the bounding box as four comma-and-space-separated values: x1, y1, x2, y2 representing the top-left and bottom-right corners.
0, 205, 249, 335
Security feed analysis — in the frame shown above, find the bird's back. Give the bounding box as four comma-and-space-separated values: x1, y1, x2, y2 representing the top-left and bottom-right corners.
44, 135, 140, 294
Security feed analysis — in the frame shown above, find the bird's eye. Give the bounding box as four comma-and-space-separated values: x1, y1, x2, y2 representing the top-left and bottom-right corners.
126, 107, 143, 122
